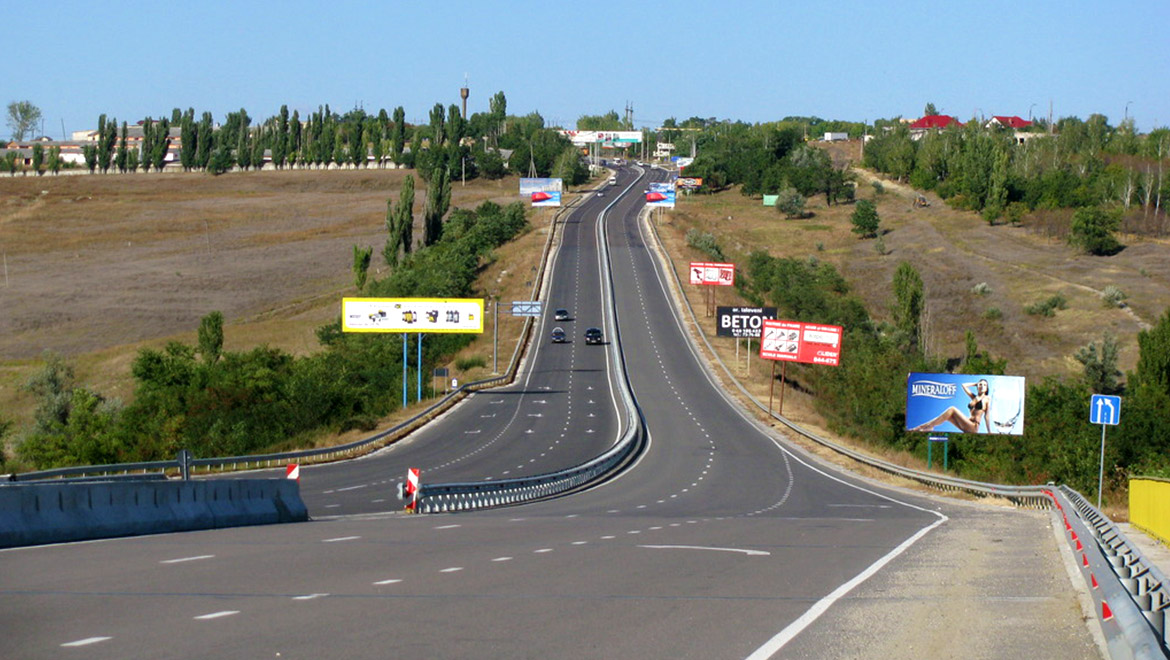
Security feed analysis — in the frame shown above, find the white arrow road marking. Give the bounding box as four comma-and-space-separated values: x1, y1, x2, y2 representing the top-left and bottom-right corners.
61, 637, 112, 647
638, 545, 770, 556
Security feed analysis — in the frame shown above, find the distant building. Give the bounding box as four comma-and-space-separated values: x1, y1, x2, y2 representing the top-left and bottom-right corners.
908, 115, 962, 140
986, 115, 1032, 130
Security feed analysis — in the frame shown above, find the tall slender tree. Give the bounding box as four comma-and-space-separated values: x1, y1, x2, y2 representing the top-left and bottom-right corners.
423, 167, 451, 246
391, 106, 406, 164
892, 261, 925, 351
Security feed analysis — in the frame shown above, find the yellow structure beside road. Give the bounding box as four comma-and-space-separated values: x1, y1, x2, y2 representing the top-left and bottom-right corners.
1129, 477, 1170, 545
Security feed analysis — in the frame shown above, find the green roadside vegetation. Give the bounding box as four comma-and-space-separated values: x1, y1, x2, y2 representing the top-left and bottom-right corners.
652, 113, 1169, 509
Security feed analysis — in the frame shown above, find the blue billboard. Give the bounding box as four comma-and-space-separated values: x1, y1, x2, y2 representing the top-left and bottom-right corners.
905, 372, 1025, 435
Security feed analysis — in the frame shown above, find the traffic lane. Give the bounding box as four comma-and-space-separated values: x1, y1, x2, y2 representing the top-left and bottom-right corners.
0, 502, 939, 660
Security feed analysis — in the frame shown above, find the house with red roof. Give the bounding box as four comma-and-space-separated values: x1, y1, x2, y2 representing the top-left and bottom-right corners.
908, 115, 962, 140
987, 115, 1032, 130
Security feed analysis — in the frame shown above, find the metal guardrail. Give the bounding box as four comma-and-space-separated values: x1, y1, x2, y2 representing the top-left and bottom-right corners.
641, 204, 1169, 659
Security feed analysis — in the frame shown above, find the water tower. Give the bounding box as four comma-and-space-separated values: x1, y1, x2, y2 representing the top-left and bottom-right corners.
460, 76, 470, 119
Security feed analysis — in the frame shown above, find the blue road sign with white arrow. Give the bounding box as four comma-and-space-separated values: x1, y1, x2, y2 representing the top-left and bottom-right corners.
1089, 394, 1121, 426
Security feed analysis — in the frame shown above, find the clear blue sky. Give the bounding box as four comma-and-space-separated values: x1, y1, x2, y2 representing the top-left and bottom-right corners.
7, 0, 1169, 138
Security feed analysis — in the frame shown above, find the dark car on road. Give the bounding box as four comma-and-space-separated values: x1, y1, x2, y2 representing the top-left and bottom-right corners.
551, 327, 567, 343
554, 308, 571, 321
584, 327, 603, 345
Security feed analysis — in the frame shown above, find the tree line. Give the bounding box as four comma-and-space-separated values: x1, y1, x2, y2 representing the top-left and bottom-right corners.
4, 92, 590, 187
864, 115, 1169, 235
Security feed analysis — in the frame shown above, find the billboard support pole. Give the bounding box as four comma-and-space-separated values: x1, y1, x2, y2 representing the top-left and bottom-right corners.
768, 361, 776, 415
492, 298, 499, 374
402, 333, 408, 409
417, 333, 423, 403
778, 361, 787, 416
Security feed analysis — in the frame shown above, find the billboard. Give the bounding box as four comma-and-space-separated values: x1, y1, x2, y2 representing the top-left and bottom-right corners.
646, 181, 676, 208
675, 157, 695, 170
677, 177, 703, 190
531, 191, 562, 207
689, 262, 735, 286
762, 195, 778, 207
519, 178, 563, 197
905, 372, 1025, 435
342, 298, 484, 333
716, 306, 777, 338
560, 130, 643, 146
759, 320, 842, 366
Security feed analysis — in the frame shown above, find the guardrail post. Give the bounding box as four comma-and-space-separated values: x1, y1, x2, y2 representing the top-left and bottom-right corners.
177, 449, 192, 481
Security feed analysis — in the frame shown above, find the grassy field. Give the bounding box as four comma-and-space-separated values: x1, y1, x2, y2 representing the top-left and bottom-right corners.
0, 168, 586, 455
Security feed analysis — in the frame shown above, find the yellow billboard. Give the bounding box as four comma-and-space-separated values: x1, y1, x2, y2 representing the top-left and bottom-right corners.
342, 298, 485, 333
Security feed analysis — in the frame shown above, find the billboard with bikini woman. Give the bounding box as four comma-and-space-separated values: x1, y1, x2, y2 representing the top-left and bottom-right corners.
905, 372, 1025, 435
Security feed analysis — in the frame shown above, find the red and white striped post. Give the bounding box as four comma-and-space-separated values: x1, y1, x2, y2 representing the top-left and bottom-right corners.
285, 464, 300, 482
405, 468, 420, 512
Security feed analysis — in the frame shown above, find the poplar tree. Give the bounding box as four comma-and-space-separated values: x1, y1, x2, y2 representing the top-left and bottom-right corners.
116, 122, 129, 173
196, 112, 213, 170
273, 105, 288, 169
892, 261, 925, 351
391, 106, 406, 164
151, 119, 171, 172
384, 174, 415, 265
32, 143, 44, 176
423, 167, 450, 246
141, 118, 154, 172
180, 110, 195, 171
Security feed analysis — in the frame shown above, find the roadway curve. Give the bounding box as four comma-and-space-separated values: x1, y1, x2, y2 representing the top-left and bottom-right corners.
0, 167, 1099, 659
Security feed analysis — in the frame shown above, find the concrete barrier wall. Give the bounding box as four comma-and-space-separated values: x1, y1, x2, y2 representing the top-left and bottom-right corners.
0, 479, 308, 548
1130, 477, 1170, 546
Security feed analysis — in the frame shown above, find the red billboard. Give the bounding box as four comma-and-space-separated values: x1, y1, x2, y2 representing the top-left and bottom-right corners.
689, 262, 735, 286
759, 319, 843, 366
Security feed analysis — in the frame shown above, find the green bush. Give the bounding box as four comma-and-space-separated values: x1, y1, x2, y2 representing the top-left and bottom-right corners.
983, 307, 1003, 320
1025, 294, 1068, 317
1101, 285, 1126, 308
455, 355, 487, 370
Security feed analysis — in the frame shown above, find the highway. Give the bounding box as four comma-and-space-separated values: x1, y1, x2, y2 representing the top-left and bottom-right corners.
0, 167, 1099, 659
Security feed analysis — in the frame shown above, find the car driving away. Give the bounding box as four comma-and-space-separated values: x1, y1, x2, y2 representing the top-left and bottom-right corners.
554, 308, 570, 321
551, 327, 567, 343
584, 327, 603, 345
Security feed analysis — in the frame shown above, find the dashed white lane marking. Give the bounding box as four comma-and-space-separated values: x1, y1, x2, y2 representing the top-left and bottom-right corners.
434, 524, 461, 530
194, 611, 239, 620
322, 536, 360, 543
292, 593, 329, 600
373, 579, 402, 585
440, 567, 464, 573
160, 555, 214, 564
492, 557, 513, 562
61, 637, 112, 647
323, 504, 341, 508
639, 545, 770, 556
535, 548, 553, 553
335, 484, 368, 492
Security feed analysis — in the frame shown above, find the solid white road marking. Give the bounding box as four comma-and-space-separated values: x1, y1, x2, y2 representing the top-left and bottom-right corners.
160, 555, 214, 564
639, 545, 770, 556
61, 637, 112, 647
194, 611, 239, 620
